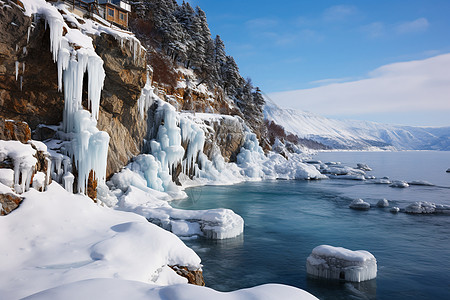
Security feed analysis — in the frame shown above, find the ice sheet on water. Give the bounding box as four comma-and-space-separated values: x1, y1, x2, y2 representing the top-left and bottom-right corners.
389, 180, 409, 188
306, 245, 377, 282
405, 202, 450, 214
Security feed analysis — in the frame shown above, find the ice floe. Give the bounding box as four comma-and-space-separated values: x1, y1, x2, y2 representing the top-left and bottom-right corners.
306, 245, 377, 282
405, 202, 450, 214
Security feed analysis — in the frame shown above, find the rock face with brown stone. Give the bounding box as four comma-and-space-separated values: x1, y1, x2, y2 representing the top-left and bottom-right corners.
202, 116, 246, 163
0, 193, 23, 215
0, 118, 32, 143
170, 265, 205, 286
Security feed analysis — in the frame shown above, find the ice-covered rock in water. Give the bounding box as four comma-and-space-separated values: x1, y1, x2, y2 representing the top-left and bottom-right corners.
435, 204, 450, 214
365, 175, 375, 179
306, 245, 377, 282
446, 168, 450, 173
356, 163, 372, 171
377, 199, 389, 208
329, 174, 365, 181
390, 207, 400, 213
389, 180, 409, 188
408, 180, 434, 186
371, 178, 391, 184
349, 199, 371, 210
405, 202, 436, 214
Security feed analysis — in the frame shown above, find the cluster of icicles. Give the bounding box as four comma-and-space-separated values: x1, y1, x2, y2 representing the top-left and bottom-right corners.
38, 1, 109, 194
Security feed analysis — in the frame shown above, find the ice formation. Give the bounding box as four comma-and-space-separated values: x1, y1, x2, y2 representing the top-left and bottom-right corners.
389, 180, 409, 188
446, 168, 450, 173
306, 245, 377, 282
408, 180, 434, 186
404, 202, 450, 214
390, 207, 400, 213
377, 199, 389, 208
21, 0, 111, 194
349, 199, 371, 210
356, 163, 372, 171
0, 140, 37, 193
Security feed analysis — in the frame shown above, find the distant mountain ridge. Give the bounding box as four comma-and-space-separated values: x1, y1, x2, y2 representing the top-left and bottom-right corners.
264, 99, 450, 151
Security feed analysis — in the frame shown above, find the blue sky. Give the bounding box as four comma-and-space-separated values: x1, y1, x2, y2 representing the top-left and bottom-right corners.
183, 0, 450, 126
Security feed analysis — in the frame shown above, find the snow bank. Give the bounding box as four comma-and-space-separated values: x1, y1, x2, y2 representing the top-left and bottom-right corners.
23, 278, 318, 300
306, 245, 377, 282
0, 183, 201, 299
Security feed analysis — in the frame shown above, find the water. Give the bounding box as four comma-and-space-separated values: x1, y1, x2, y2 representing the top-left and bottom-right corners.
171, 151, 450, 299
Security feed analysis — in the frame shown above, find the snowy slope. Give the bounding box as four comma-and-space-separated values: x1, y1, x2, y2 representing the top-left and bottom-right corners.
264, 99, 450, 150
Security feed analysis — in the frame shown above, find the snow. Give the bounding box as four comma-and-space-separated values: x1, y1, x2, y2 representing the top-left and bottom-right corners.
408, 180, 434, 186
23, 279, 318, 300
404, 202, 450, 214
390, 207, 400, 213
0, 140, 37, 193
349, 199, 371, 210
264, 98, 450, 151
306, 245, 377, 282
0, 183, 200, 299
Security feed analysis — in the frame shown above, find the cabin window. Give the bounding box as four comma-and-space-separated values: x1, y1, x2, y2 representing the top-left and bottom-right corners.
120, 13, 124, 20
108, 8, 114, 17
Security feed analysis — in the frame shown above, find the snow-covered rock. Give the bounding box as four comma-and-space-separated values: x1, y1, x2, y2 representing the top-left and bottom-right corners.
446, 168, 450, 173
390, 207, 400, 213
306, 245, 377, 282
404, 202, 450, 214
356, 163, 372, 171
371, 177, 391, 184
389, 180, 409, 188
349, 199, 371, 210
377, 199, 389, 208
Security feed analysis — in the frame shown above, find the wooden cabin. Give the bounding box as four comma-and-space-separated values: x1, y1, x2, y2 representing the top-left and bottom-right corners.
98, 0, 131, 28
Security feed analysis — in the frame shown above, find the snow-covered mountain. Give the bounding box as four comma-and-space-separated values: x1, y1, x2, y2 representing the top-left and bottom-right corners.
264, 99, 450, 150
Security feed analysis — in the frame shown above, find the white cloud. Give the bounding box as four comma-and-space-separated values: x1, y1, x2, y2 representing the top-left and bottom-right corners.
361, 22, 385, 38
323, 5, 358, 22
395, 18, 429, 34
268, 53, 450, 119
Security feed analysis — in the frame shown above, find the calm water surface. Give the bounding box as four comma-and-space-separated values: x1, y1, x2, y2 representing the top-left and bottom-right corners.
172, 151, 450, 299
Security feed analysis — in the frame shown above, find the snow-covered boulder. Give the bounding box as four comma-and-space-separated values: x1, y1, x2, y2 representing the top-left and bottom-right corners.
356, 163, 372, 171
404, 202, 450, 214
306, 245, 377, 282
389, 180, 409, 188
349, 199, 371, 210
371, 177, 391, 184
390, 207, 400, 213
377, 199, 389, 208
405, 202, 436, 214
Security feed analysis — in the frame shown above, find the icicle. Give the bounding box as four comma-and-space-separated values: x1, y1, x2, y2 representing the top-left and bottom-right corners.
27, 26, 31, 44
63, 172, 74, 193
15, 61, 19, 81
20, 76, 23, 91
45, 157, 51, 187
23, 47, 27, 55
22, 62, 25, 73
87, 55, 105, 120
15, 44, 19, 52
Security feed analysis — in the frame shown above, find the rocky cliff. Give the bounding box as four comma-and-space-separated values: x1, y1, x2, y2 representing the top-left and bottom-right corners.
0, 0, 147, 178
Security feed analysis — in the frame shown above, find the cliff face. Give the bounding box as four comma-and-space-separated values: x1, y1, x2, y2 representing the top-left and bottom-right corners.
0, 1, 63, 128
0, 0, 147, 178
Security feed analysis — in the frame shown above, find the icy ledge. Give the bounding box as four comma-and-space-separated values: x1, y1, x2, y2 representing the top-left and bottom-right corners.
306, 245, 377, 282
